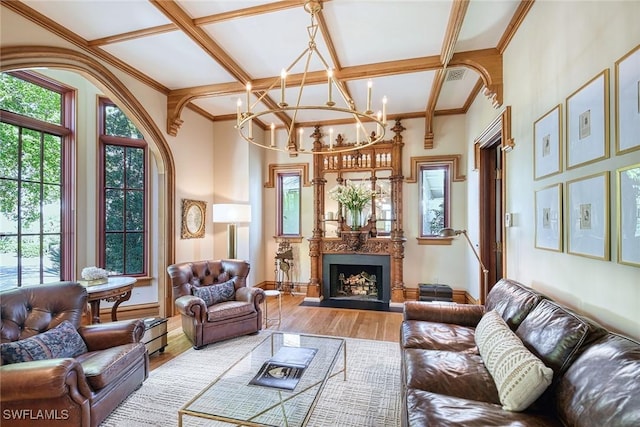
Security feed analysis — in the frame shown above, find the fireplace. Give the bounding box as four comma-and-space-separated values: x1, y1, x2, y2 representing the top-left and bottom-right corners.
322, 254, 390, 310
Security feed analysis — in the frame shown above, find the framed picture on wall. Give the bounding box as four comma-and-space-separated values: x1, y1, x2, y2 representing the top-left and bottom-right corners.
566, 70, 610, 169
615, 44, 640, 154
566, 172, 610, 260
534, 105, 562, 180
535, 183, 563, 252
617, 163, 640, 267
181, 199, 207, 239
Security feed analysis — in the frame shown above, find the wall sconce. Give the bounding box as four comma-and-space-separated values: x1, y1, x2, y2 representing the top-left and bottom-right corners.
212, 204, 251, 259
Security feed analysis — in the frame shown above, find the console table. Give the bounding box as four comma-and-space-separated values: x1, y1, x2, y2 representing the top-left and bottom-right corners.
85, 277, 136, 324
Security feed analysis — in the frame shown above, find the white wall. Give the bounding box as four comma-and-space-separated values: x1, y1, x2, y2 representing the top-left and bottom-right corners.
467, 1, 640, 339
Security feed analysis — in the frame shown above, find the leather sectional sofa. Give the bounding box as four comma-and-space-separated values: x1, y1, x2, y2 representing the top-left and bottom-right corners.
401, 278, 640, 426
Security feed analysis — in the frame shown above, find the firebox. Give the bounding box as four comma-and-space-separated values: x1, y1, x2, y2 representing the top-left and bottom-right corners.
322, 254, 390, 310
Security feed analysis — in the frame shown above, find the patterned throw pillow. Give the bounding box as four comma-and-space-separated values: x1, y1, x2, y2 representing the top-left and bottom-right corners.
475, 310, 553, 411
0, 320, 88, 364
193, 279, 236, 306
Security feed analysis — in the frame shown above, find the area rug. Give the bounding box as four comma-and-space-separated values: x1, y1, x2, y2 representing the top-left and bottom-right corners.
101, 331, 401, 426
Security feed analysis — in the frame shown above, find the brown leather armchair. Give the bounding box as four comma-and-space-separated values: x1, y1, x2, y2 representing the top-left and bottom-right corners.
0, 281, 149, 427
167, 259, 265, 349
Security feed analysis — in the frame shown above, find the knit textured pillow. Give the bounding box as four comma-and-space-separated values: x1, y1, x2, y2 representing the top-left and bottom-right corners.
193, 279, 236, 306
0, 320, 88, 364
475, 310, 553, 411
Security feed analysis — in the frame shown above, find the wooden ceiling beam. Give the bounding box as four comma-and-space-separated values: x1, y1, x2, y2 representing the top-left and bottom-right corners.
424, 0, 469, 149
149, 0, 291, 136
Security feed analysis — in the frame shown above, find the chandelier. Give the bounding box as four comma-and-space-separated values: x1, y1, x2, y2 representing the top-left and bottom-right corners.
235, 0, 388, 155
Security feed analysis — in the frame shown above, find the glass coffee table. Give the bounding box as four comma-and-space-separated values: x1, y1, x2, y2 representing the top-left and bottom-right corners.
178, 332, 346, 426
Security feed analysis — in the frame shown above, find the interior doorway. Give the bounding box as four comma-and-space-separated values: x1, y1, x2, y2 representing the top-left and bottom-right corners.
475, 107, 512, 303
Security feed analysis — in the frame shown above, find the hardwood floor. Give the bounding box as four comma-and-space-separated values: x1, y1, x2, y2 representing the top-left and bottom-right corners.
149, 293, 403, 371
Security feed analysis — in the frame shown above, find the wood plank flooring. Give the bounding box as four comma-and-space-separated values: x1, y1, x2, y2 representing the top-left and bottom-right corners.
149, 293, 403, 371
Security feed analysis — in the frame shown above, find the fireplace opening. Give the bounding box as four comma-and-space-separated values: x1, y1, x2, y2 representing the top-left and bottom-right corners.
329, 264, 382, 301
322, 254, 390, 311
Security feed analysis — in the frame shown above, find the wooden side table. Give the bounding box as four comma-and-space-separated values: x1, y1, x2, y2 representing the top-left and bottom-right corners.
85, 277, 136, 324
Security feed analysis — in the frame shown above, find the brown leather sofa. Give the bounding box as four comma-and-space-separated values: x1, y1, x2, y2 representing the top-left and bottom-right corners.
401, 278, 640, 426
167, 259, 265, 349
0, 281, 149, 427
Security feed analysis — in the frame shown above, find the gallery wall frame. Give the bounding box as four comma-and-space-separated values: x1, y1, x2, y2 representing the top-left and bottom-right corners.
535, 183, 563, 252
566, 172, 610, 260
534, 104, 562, 180
617, 163, 640, 267
615, 44, 640, 155
566, 70, 610, 170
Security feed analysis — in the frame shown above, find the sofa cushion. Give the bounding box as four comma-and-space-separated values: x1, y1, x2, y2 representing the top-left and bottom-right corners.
485, 279, 548, 330
403, 348, 500, 404
476, 310, 553, 411
0, 320, 88, 364
206, 300, 255, 322
77, 342, 147, 390
401, 320, 478, 353
193, 279, 235, 306
515, 299, 607, 376
555, 333, 640, 427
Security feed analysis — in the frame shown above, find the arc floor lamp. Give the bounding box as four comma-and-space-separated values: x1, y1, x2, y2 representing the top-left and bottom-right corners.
212, 204, 251, 259
439, 228, 489, 302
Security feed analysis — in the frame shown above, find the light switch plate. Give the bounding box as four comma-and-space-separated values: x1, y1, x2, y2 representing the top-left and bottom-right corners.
505, 212, 512, 227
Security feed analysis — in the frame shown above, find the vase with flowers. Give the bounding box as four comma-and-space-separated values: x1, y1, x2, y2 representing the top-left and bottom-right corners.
329, 180, 376, 230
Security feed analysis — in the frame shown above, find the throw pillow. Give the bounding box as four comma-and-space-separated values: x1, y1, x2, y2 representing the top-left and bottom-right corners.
193, 279, 236, 306
475, 310, 553, 411
0, 320, 88, 364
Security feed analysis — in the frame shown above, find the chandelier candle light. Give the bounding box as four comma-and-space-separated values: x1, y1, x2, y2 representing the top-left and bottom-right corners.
236, 0, 388, 154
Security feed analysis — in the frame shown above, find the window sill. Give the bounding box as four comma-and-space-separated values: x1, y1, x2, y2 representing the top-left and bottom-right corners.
273, 236, 304, 243
416, 237, 453, 246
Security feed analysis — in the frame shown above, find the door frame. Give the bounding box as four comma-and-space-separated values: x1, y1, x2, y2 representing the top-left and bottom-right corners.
473, 106, 513, 303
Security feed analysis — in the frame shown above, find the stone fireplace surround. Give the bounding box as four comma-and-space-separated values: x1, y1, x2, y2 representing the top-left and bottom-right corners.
322, 253, 390, 311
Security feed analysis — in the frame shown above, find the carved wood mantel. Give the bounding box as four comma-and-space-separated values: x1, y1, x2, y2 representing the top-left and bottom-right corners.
307, 120, 406, 304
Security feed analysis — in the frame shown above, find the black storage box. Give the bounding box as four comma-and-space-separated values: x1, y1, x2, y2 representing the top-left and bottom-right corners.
418, 284, 453, 302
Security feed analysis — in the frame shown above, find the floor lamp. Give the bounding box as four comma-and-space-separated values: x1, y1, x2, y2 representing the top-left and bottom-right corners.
439, 228, 489, 302
212, 204, 252, 259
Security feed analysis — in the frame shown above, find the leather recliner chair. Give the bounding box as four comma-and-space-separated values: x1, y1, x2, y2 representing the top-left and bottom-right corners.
0, 281, 149, 427
167, 259, 265, 349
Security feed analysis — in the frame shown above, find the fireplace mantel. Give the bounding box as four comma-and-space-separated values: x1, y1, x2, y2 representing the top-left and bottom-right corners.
306, 120, 407, 305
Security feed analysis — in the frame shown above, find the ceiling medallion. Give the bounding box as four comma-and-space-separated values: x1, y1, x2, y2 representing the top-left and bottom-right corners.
236, 0, 388, 155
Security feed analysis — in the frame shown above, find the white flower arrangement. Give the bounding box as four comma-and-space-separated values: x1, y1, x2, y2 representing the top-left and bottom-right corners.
328, 180, 376, 211
81, 266, 109, 281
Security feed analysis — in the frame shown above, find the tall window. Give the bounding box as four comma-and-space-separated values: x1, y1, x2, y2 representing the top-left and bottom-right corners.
98, 98, 147, 276
420, 165, 450, 236
277, 172, 301, 236
0, 72, 73, 289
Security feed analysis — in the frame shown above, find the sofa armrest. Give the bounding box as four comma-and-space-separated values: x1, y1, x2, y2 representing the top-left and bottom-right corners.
78, 319, 145, 351
235, 287, 265, 308
403, 301, 485, 327
175, 295, 206, 322
0, 358, 92, 402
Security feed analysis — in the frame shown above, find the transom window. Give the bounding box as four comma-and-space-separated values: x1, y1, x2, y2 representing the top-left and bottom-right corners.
98, 98, 147, 275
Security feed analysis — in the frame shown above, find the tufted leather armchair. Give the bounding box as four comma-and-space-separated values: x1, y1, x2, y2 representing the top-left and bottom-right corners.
167, 259, 265, 349
0, 281, 149, 427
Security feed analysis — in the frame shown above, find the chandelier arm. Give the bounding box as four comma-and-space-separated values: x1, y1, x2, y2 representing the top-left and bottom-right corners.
287, 49, 315, 148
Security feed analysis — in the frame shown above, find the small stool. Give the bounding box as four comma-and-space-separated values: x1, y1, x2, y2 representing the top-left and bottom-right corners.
263, 290, 282, 328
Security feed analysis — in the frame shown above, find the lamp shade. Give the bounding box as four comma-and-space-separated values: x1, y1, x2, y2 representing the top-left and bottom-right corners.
212, 204, 251, 223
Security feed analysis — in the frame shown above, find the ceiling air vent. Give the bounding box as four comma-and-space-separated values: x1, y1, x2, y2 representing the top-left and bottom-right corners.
446, 69, 466, 82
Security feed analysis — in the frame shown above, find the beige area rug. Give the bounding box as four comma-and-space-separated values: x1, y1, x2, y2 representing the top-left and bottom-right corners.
101, 331, 401, 426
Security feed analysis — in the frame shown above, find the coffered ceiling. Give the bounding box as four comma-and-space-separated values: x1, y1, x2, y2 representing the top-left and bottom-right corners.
5, 0, 532, 143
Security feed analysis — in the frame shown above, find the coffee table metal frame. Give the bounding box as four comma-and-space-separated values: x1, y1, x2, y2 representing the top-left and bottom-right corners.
178, 332, 347, 427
